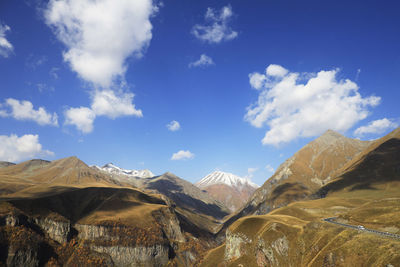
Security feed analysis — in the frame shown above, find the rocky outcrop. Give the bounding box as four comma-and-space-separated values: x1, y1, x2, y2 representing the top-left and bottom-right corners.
34, 218, 71, 244
91, 244, 170, 267
6, 245, 39, 267
224, 230, 252, 261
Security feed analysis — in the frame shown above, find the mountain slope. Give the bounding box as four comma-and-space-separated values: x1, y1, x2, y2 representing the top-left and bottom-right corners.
318, 127, 400, 196
0, 161, 15, 168
196, 171, 259, 212
202, 128, 400, 266
219, 130, 371, 236
0, 157, 227, 266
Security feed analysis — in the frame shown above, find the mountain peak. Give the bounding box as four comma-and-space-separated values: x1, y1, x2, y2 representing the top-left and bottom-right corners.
196, 171, 259, 189
96, 163, 154, 178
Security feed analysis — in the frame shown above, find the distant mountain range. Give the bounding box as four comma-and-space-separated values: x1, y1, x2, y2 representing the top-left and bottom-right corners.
1, 128, 399, 266
93, 163, 154, 179
196, 171, 259, 212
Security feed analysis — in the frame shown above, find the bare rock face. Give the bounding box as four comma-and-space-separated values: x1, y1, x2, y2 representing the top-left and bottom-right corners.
34, 217, 71, 244
224, 230, 252, 261
91, 245, 170, 267
6, 245, 39, 267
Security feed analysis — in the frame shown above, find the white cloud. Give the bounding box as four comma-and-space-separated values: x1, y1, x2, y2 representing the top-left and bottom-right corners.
64, 107, 96, 133
171, 150, 195, 160
0, 134, 54, 162
45, 0, 153, 132
91, 89, 142, 119
266, 64, 288, 77
44, 0, 155, 88
64, 89, 142, 133
249, 72, 267, 90
192, 5, 237, 44
189, 54, 214, 68
0, 24, 13, 58
245, 64, 381, 146
167, 120, 180, 131
265, 164, 275, 173
354, 118, 398, 137
244, 167, 258, 180
0, 98, 58, 126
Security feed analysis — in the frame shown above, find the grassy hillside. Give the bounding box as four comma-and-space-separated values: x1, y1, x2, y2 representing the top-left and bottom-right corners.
201, 186, 400, 266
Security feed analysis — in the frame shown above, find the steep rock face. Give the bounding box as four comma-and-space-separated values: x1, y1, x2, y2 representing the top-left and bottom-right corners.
196, 171, 259, 212
6, 245, 39, 267
34, 217, 71, 244
91, 244, 170, 267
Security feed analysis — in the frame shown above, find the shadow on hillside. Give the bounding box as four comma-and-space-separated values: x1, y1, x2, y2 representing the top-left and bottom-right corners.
9, 187, 166, 223
316, 137, 400, 196
147, 179, 229, 219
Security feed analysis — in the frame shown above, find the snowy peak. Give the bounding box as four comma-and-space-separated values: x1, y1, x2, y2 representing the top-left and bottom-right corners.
196, 171, 259, 189
94, 163, 154, 178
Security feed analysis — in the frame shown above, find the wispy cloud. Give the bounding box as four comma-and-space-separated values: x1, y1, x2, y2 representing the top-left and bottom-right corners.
0, 23, 13, 57
265, 164, 274, 173
192, 5, 237, 44
167, 120, 181, 131
354, 118, 398, 137
189, 54, 214, 68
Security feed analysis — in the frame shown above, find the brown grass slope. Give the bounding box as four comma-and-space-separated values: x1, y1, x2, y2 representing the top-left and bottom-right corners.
317, 127, 400, 196
219, 130, 370, 236
0, 157, 127, 199
0, 156, 226, 266
201, 128, 400, 266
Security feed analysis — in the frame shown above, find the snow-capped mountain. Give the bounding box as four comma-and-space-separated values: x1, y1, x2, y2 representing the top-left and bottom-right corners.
196, 171, 259, 189
93, 163, 154, 179
195, 171, 259, 212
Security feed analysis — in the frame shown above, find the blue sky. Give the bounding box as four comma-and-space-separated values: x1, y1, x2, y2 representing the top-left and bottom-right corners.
0, 0, 399, 185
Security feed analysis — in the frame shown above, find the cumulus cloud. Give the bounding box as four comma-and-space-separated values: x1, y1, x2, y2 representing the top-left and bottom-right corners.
167, 120, 180, 131
44, 0, 155, 132
64, 90, 142, 133
354, 118, 398, 137
171, 150, 195, 160
265, 164, 275, 173
44, 0, 155, 88
0, 98, 58, 126
91, 89, 142, 119
192, 5, 237, 44
64, 107, 96, 133
0, 24, 13, 58
189, 54, 214, 68
0, 134, 54, 162
245, 64, 381, 146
